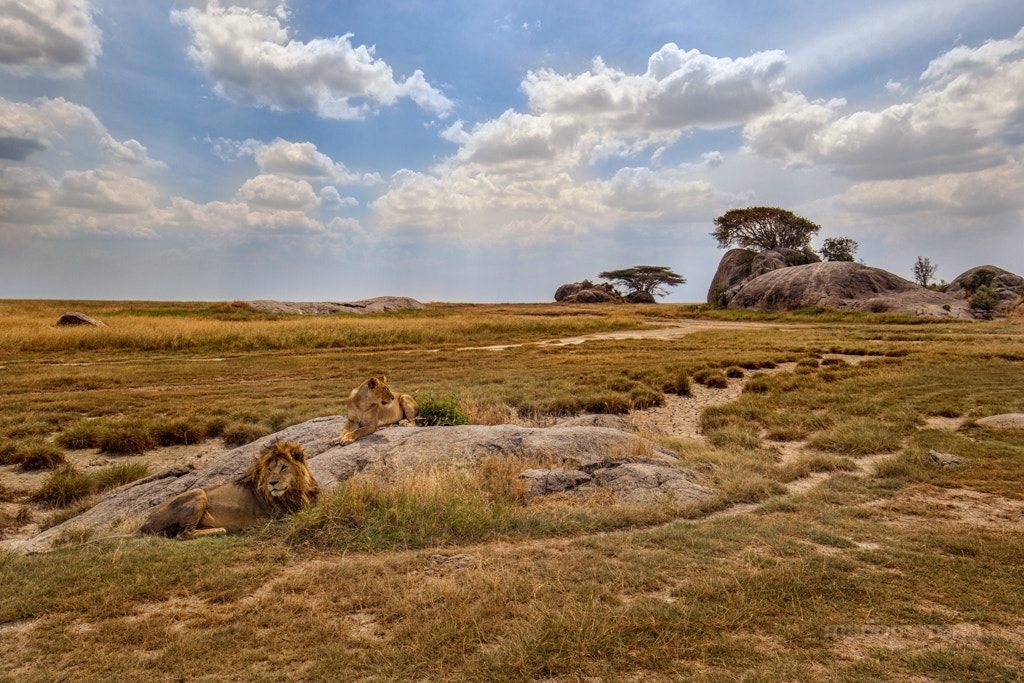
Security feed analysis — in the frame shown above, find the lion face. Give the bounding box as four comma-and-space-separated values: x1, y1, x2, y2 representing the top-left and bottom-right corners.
366, 376, 395, 407
249, 440, 319, 508
264, 458, 296, 497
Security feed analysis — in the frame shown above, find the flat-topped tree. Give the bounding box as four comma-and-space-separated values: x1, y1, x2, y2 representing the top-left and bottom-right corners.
598, 265, 685, 301
712, 206, 821, 251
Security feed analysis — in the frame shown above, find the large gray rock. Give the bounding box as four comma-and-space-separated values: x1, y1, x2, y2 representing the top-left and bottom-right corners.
707, 248, 820, 305
247, 297, 426, 315
975, 413, 1024, 429
723, 261, 977, 319
17, 418, 706, 553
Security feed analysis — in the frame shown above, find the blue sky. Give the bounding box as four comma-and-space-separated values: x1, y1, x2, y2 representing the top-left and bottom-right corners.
2, 0, 1023, 302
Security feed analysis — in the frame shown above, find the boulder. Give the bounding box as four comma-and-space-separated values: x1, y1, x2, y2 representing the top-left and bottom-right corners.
947, 266, 1024, 307
56, 311, 105, 327
16, 418, 710, 553
247, 297, 426, 315
626, 291, 657, 304
590, 463, 714, 505
708, 248, 821, 304
723, 261, 977, 319
975, 413, 1024, 429
554, 282, 622, 303
927, 450, 964, 467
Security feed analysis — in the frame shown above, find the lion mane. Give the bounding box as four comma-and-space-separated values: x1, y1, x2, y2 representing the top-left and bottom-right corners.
332, 375, 418, 445
139, 440, 319, 540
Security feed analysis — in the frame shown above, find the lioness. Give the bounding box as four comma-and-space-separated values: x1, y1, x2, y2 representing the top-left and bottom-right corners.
332, 375, 418, 445
139, 440, 319, 540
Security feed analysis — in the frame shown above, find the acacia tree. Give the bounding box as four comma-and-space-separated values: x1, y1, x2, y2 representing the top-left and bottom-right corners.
912, 256, 937, 287
711, 207, 822, 251
819, 237, 859, 262
598, 265, 685, 300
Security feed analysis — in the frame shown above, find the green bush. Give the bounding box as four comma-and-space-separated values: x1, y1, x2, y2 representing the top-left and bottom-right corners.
416, 393, 472, 426
969, 285, 998, 311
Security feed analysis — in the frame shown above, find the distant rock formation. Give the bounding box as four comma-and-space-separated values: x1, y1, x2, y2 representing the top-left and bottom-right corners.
947, 266, 1023, 307
554, 282, 622, 303
720, 261, 977, 319
247, 297, 426, 315
56, 311, 105, 327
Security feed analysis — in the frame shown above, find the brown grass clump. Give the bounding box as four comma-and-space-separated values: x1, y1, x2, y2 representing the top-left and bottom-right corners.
12, 440, 66, 470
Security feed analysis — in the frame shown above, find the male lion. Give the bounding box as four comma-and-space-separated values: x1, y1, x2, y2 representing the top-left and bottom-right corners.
332, 375, 418, 445
139, 440, 319, 540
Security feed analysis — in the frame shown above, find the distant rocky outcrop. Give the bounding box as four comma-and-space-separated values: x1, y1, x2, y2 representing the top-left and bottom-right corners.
247, 297, 426, 315
17, 417, 713, 553
947, 266, 1023, 307
56, 311, 105, 327
707, 248, 820, 305
720, 261, 977, 319
554, 282, 622, 303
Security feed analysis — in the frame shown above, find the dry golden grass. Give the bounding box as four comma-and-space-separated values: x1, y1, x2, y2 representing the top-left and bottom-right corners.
1, 301, 1023, 680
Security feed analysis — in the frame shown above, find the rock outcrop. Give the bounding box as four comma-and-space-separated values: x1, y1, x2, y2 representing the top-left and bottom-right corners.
247, 297, 426, 315
56, 311, 105, 327
947, 266, 1023, 307
721, 261, 977, 319
17, 417, 713, 553
707, 248, 820, 305
554, 282, 622, 303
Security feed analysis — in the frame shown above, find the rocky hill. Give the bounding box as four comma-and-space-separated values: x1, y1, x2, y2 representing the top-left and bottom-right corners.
719, 261, 977, 318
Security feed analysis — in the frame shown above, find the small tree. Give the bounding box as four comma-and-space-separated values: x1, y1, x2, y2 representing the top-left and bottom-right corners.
711, 206, 821, 251
598, 265, 685, 300
912, 257, 937, 287
819, 237, 859, 262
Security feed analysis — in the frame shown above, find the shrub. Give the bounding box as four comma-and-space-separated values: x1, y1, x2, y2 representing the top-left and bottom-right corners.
417, 393, 472, 426
969, 285, 998, 311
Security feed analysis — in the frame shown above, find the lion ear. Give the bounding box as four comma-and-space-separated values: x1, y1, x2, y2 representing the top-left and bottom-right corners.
367, 377, 377, 388
380, 375, 388, 384
293, 448, 307, 464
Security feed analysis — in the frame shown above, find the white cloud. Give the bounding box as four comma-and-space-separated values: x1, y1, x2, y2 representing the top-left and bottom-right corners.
165, 196, 326, 234
374, 43, 783, 240
171, 2, 453, 119
54, 169, 159, 214
252, 138, 380, 185
0, 0, 102, 77
522, 46, 787, 158
0, 96, 163, 168
236, 173, 319, 211
744, 28, 1024, 180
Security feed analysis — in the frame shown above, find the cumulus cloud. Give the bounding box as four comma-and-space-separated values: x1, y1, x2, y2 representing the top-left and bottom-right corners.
744, 27, 1024, 180
0, 0, 102, 77
374, 43, 783, 239
236, 173, 319, 211
171, 2, 453, 119
0, 96, 163, 168
252, 138, 380, 185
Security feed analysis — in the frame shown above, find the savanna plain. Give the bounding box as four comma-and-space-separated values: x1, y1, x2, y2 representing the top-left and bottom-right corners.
1, 299, 1023, 682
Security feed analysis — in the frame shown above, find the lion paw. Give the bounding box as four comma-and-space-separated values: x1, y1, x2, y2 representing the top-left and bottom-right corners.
331, 434, 355, 446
